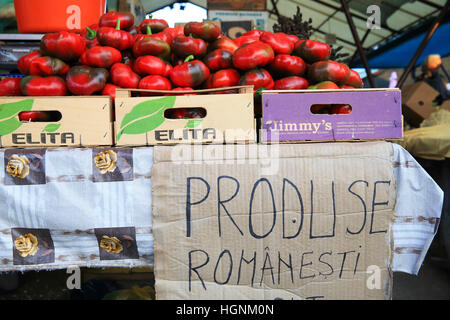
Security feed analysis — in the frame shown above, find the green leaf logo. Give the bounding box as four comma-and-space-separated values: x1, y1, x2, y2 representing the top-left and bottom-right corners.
117, 96, 176, 141
0, 99, 34, 136
42, 123, 61, 133
185, 119, 203, 128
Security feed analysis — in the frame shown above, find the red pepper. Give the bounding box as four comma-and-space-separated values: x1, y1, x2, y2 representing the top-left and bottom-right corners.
102, 83, 121, 100
17, 50, 41, 75
162, 26, 185, 45
232, 41, 274, 70
242, 29, 264, 37
0, 77, 22, 96
28, 56, 70, 76
184, 21, 221, 42
239, 68, 274, 91
170, 87, 196, 96
138, 17, 169, 34
344, 69, 364, 88
133, 55, 172, 77
331, 104, 352, 114
268, 54, 306, 78
205, 68, 240, 89
308, 81, 340, 90
203, 49, 233, 71
80, 24, 100, 49
97, 19, 134, 51
308, 60, 350, 86
110, 63, 141, 89
80, 46, 122, 68
208, 37, 239, 54
260, 31, 295, 55
138, 75, 172, 92
20, 75, 67, 96
134, 25, 172, 44
273, 76, 309, 90
233, 35, 259, 48
171, 35, 207, 58
132, 37, 171, 59
99, 12, 135, 30
66, 66, 109, 95
293, 40, 331, 63
18, 111, 52, 122
285, 34, 300, 44
40, 31, 86, 62
169, 55, 210, 88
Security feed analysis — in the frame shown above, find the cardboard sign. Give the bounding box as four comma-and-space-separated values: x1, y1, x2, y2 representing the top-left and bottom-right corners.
152, 142, 395, 299
0, 96, 113, 148
220, 20, 254, 39
207, 0, 267, 11
208, 10, 268, 31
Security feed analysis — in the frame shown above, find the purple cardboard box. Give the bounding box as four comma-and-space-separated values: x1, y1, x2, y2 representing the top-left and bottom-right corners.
261, 89, 403, 143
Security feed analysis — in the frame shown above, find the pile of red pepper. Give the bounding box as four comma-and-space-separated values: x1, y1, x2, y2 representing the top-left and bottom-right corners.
0, 12, 363, 114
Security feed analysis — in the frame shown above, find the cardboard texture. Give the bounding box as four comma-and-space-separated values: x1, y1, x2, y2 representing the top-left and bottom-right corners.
401, 81, 439, 127
261, 89, 403, 143
0, 96, 113, 148
114, 87, 256, 146
152, 142, 396, 300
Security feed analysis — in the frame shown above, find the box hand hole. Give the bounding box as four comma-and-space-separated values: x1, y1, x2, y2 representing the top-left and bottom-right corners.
164, 107, 207, 119
310, 104, 352, 115
18, 111, 62, 122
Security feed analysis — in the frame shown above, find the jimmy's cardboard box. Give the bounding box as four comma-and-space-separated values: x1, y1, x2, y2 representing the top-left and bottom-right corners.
0, 96, 113, 148
260, 89, 403, 143
114, 86, 256, 146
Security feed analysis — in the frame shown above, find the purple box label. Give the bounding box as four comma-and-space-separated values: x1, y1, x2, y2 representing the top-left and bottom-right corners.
262, 90, 402, 142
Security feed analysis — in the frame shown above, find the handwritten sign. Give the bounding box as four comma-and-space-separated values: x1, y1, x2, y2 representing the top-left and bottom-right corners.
152, 142, 395, 299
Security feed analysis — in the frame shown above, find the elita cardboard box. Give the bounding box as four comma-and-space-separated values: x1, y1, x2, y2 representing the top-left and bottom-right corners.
260, 89, 403, 143
0, 96, 113, 148
114, 86, 256, 146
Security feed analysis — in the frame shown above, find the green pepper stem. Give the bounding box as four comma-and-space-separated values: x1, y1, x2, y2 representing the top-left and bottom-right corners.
86, 27, 97, 39
146, 25, 152, 35
184, 55, 194, 63
115, 19, 121, 30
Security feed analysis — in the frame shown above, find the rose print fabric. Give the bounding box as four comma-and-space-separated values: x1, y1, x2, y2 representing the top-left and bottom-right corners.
0, 147, 153, 271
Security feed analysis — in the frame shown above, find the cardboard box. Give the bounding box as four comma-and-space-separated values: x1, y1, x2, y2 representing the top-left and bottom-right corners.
0, 96, 113, 148
260, 89, 403, 143
402, 81, 439, 127
152, 142, 395, 299
114, 86, 257, 146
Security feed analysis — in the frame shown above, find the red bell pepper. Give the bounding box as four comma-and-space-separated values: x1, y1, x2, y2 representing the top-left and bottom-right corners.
184, 21, 221, 42
0, 77, 22, 96
138, 17, 169, 34
172, 35, 207, 59
66, 66, 109, 95
28, 56, 70, 76
233, 35, 259, 48
238, 68, 274, 91
17, 50, 41, 75
169, 55, 210, 88
80, 24, 100, 49
132, 37, 171, 59
259, 31, 295, 55
18, 111, 52, 122
40, 31, 86, 62
208, 37, 239, 54
97, 19, 134, 51
242, 29, 264, 37
344, 69, 364, 88
133, 55, 172, 77
205, 68, 240, 89
162, 26, 185, 45
110, 63, 140, 89
293, 40, 331, 63
170, 87, 195, 96
268, 54, 306, 78
20, 75, 67, 96
99, 12, 135, 30
203, 49, 233, 71
331, 104, 352, 114
80, 46, 122, 68
308, 60, 350, 86
232, 41, 274, 70
102, 83, 121, 100
138, 75, 172, 93
285, 34, 300, 44
134, 25, 172, 44
273, 76, 309, 90
308, 81, 340, 90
